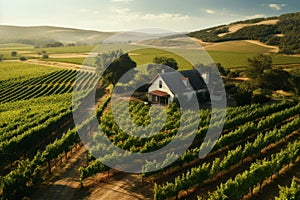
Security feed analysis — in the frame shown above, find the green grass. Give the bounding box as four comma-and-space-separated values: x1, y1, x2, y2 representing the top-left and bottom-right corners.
0, 44, 96, 59
0, 43, 34, 49
34, 45, 95, 54
271, 55, 300, 65
207, 51, 300, 68
42, 57, 86, 65
204, 40, 273, 53
40, 47, 300, 70
1, 42, 299, 70
129, 48, 194, 70
0, 62, 58, 81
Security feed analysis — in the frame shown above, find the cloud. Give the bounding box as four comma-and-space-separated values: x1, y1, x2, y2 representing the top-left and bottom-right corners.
111, 0, 133, 3
205, 9, 215, 14
114, 8, 130, 14
140, 13, 190, 21
268, 4, 286, 11
246, 14, 266, 19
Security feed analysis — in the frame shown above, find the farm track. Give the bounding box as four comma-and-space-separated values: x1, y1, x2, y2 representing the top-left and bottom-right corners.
4, 59, 95, 72
29, 145, 86, 200
75, 171, 153, 200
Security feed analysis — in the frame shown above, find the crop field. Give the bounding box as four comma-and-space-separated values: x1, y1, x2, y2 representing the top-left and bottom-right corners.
0, 40, 300, 200
208, 51, 300, 68
0, 43, 34, 49
0, 63, 101, 199
1, 71, 299, 200
41, 57, 87, 65
204, 40, 275, 53
0, 62, 58, 81
78, 100, 300, 200
1, 42, 300, 69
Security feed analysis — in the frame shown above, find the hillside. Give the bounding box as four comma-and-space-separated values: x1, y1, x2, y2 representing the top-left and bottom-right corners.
0, 25, 115, 46
188, 12, 300, 54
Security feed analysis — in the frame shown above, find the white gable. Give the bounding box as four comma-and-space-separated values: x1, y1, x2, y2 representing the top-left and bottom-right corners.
148, 75, 174, 99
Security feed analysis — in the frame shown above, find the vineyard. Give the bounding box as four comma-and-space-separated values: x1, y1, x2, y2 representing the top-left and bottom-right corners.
0, 52, 299, 200
77, 100, 300, 200
0, 68, 98, 103
0, 62, 103, 199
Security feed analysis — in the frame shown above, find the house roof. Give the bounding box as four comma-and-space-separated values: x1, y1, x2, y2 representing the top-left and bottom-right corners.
158, 69, 207, 94
149, 90, 169, 97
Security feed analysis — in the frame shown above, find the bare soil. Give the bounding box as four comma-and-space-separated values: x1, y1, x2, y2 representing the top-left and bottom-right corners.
245, 40, 279, 53
76, 172, 153, 200
29, 145, 153, 200
218, 19, 279, 37
25, 59, 95, 72
29, 146, 87, 200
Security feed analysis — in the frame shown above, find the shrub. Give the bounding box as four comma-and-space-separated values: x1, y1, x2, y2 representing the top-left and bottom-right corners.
19, 56, 27, 61
252, 94, 271, 104
11, 51, 17, 57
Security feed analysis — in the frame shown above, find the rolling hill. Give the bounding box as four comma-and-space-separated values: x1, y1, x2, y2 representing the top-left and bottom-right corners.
0, 25, 115, 46
188, 12, 300, 54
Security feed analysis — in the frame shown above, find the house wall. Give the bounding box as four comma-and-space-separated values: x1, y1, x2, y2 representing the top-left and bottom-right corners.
148, 76, 174, 103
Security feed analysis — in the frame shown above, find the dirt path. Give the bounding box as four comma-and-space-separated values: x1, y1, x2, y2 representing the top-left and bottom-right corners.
26, 59, 95, 72
75, 172, 153, 200
218, 19, 279, 37
29, 146, 153, 200
245, 40, 279, 53
29, 145, 87, 200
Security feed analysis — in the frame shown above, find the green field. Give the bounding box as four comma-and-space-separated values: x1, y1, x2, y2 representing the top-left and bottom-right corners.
0, 43, 34, 49
1, 42, 300, 69
42, 57, 86, 65
42, 48, 196, 70
129, 48, 195, 70
35, 45, 95, 54
207, 51, 300, 68
204, 40, 274, 53
0, 62, 58, 81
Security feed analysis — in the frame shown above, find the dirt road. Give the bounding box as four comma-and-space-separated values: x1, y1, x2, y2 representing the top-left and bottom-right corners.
29, 145, 153, 200
26, 59, 95, 72
29, 146, 86, 200
77, 172, 153, 200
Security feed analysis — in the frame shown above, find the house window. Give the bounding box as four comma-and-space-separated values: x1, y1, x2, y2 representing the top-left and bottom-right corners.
159, 80, 162, 88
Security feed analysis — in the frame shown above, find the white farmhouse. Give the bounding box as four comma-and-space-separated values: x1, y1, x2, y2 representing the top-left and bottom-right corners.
147, 69, 208, 105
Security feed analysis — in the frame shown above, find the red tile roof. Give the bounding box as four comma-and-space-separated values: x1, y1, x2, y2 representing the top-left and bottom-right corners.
149, 90, 169, 97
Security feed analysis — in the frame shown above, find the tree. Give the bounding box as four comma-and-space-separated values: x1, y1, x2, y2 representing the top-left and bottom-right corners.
246, 54, 273, 94
19, 56, 27, 61
11, 51, 17, 57
289, 69, 300, 100
98, 52, 136, 86
263, 68, 291, 91
247, 54, 272, 80
216, 63, 229, 76
95, 49, 123, 74
42, 54, 49, 59
153, 56, 178, 71
233, 84, 253, 106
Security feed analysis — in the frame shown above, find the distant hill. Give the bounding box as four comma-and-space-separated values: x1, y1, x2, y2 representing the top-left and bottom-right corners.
188, 12, 300, 54
0, 25, 115, 47
0, 25, 179, 47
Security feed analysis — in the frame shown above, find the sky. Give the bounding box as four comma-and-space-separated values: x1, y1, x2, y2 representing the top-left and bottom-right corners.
0, 0, 299, 32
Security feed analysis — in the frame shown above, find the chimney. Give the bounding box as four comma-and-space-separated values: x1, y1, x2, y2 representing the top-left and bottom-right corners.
161, 69, 165, 74
182, 77, 189, 86
201, 72, 209, 85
